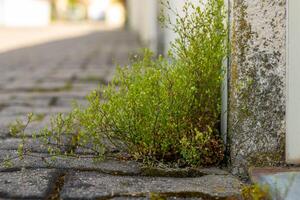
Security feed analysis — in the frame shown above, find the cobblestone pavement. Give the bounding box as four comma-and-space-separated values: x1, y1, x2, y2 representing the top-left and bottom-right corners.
0, 26, 242, 199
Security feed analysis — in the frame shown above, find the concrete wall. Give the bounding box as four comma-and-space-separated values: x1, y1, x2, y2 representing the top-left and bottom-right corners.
228, 0, 287, 176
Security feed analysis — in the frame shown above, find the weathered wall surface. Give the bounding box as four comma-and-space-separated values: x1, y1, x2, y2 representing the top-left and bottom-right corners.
228, 0, 287, 176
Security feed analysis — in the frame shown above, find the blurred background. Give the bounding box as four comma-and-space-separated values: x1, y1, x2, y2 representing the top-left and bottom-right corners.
0, 0, 198, 54
0, 0, 126, 27
0, 0, 127, 53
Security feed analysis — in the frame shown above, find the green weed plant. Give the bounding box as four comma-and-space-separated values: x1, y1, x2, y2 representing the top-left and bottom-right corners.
6, 0, 227, 167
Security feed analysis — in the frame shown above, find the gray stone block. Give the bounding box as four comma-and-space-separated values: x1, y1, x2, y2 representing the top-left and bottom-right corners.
228, 0, 286, 176
0, 138, 51, 153
0, 150, 141, 175
0, 106, 71, 117
0, 169, 56, 199
60, 172, 242, 199
0, 149, 232, 178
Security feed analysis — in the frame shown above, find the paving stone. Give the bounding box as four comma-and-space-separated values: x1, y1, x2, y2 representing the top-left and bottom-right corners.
75, 138, 120, 155
60, 172, 242, 199
0, 115, 52, 137
33, 81, 71, 91
0, 105, 71, 117
0, 116, 28, 138
0, 150, 141, 175
0, 169, 56, 199
2, 80, 37, 91
24, 115, 52, 136
4, 91, 87, 101
0, 151, 48, 171
0, 115, 27, 123
0, 129, 8, 139
71, 82, 100, 93
74, 68, 112, 83
0, 148, 231, 179
0, 93, 14, 103
46, 68, 82, 81
0, 122, 11, 138
0, 138, 48, 153
141, 166, 229, 177
6, 94, 83, 108
6, 96, 51, 107
51, 97, 88, 107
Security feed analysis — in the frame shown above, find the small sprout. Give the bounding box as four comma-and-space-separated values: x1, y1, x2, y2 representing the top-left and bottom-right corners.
17, 143, 24, 159
32, 113, 46, 122
2, 155, 13, 168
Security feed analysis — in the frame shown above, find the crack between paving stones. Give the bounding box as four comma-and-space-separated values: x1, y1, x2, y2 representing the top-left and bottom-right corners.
46, 171, 67, 200
0, 166, 139, 176
45, 133, 80, 200
0, 103, 7, 112
1, 134, 230, 199
0, 163, 68, 199
0, 164, 222, 177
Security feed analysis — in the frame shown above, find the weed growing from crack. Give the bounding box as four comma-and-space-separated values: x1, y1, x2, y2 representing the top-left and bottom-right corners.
2, 0, 228, 168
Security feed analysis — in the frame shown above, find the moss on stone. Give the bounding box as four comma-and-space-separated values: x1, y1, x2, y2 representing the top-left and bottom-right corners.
228, 0, 286, 176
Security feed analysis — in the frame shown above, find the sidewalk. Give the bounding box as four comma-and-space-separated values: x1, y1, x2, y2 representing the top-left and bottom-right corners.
0, 25, 242, 199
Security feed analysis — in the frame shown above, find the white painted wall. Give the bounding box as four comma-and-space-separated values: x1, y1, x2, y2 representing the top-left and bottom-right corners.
163, 1, 185, 54
162, 0, 228, 142
287, 0, 300, 164
127, 0, 159, 51
163, 0, 202, 54
0, 0, 50, 27
127, 0, 203, 53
